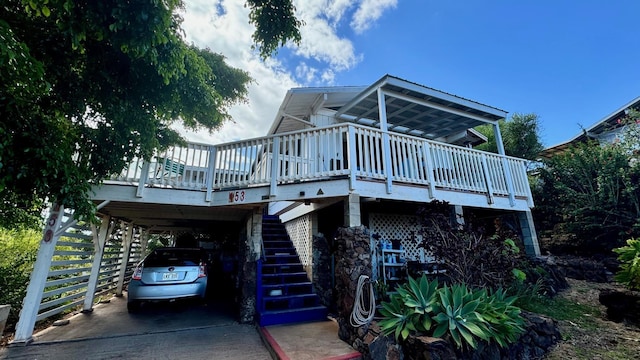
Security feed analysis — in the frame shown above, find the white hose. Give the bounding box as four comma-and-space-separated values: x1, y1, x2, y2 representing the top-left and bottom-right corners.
350, 274, 376, 327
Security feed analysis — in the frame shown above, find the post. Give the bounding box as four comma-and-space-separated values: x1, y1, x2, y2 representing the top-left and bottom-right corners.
493, 122, 516, 206
423, 143, 437, 199
83, 216, 112, 311
518, 210, 541, 256
14, 204, 65, 343
205, 146, 217, 202
270, 137, 280, 198
378, 89, 393, 194
347, 125, 357, 190
344, 193, 361, 227
115, 223, 134, 297
136, 160, 150, 198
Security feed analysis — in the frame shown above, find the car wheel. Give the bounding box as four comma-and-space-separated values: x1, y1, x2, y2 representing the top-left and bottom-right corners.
127, 300, 141, 313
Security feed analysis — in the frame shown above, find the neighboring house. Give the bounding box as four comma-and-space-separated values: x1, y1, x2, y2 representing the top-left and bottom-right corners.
540, 96, 640, 158
13, 75, 541, 341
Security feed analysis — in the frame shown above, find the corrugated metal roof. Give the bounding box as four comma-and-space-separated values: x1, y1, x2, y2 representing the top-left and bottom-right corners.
540, 96, 640, 158
269, 75, 508, 140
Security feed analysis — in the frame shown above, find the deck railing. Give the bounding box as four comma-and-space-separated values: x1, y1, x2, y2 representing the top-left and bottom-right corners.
109, 123, 532, 205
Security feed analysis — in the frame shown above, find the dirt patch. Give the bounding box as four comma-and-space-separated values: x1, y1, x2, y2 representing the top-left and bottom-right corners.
544, 279, 640, 360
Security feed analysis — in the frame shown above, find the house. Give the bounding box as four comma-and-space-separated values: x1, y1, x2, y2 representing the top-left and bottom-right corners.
13, 75, 540, 342
540, 96, 640, 158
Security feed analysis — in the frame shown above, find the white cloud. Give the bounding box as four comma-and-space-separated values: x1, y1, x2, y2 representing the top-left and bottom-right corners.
175, 0, 395, 144
351, 0, 398, 34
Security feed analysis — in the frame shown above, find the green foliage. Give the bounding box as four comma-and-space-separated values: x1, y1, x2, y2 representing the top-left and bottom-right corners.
417, 201, 526, 289
475, 113, 544, 163
535, 141, 640, 254
0, 0, 300, 226
432, 284, 491, 349
476, 288, 526, 348
246, 0, 303, 59
0, 227, 40, 327
378, 276, 525, 350
613, 238, 640, 290
534, 109, 640, 254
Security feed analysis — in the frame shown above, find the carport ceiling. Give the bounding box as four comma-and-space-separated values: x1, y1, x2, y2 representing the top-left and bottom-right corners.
96, 201, 254, 231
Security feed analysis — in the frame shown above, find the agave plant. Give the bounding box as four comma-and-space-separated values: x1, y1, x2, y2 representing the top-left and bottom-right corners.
476, 288, 526, 348
379, 275, 439, 341
396, 276, 439, 331
432, 284, 491, 349
378, 294, 419, 341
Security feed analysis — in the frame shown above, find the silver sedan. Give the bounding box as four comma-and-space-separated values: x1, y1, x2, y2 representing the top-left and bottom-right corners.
127, 247, 208, 312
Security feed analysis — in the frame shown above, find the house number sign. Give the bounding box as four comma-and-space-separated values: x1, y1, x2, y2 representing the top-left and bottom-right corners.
228, 190, 246, 203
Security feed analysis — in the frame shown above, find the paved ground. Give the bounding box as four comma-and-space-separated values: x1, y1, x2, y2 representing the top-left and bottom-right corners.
0, 295, 360, 360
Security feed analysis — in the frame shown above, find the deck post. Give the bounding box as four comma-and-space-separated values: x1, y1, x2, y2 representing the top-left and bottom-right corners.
377, 89, 393, 194
13, 204, 65, 344
83, 216, 112, 312
270, 137, 280, 198
347, 125, 357, 190
344, 193, 361, 227
518, 210, 541, 256
115, 223, 134, 297
423, 143, 437, 199
136, 160, 150, 198
493, 123, 516, 206
205, 146, 217, 202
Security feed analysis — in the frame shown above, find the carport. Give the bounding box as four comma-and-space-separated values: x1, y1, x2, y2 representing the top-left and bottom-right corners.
13, 197, 266, 344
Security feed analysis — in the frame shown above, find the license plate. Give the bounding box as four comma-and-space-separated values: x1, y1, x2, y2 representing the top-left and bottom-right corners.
162, 272, 179, 281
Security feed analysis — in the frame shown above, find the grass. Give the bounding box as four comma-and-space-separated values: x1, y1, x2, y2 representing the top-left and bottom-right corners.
520, 296, 601, 331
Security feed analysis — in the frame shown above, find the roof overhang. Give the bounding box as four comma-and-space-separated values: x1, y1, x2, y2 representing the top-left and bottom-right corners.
269, 75, 508, 140
334, 75, 507, 139
540, 96, 640, 158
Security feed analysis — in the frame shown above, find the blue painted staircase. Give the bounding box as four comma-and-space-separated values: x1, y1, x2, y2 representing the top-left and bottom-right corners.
257, 215, 327, 326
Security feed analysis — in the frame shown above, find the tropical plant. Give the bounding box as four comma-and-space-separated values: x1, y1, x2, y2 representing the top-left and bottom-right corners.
416, 201, 526, 289
613, 238, 640, 290
378, 276, 526, 350
0, 227, 40, 327
378, 293, 419, 341
432, 284, 491, 350
476, 288, 526, 348
0, 0, 302, 226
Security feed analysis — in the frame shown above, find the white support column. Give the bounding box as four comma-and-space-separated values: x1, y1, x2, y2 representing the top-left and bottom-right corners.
377, 89, 393, 194
136, 161, 150, 198
493, 122, 516, 206
270, 137, 280, 198
344, 193, 361, 227
83, 216, 113, 312
13, 204, 65, 344
347, 125, 357, 191
518, 210, 541, 256
248, 208, 263, 261
205, 146, 217, 202
115, 223, 134, 297
423, 143, 437, 199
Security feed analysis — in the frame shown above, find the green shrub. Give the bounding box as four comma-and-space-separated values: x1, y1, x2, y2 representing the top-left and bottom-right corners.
613, 238, 640, 290
378, 275, 526, 350
431, 283, 491, 349
0, 227, 40, 328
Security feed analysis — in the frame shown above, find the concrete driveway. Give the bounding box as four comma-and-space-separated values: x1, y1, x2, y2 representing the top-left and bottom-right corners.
1, 296, 273, 360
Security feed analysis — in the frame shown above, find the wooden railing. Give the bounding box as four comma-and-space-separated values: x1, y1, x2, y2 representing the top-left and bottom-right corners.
109, 124, 532, 206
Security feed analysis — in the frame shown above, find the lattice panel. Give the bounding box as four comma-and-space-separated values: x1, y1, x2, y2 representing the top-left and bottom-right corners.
369, 213, 426, 261
285, 215, 312, 267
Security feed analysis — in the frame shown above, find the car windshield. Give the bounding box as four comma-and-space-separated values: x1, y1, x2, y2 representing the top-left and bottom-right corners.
144, 249, 203, 267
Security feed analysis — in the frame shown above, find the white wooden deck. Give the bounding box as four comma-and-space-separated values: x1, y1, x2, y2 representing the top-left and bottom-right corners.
95, 123, 533, 212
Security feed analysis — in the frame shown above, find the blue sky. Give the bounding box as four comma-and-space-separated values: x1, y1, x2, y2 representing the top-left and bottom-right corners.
182, 0, 640, 148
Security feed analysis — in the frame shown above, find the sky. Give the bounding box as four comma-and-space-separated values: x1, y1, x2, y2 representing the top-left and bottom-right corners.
179, 0, 640, 148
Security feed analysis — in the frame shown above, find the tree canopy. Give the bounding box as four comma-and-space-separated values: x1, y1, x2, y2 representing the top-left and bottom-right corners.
0, 0, 301, 228
474, 113, 544, 162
